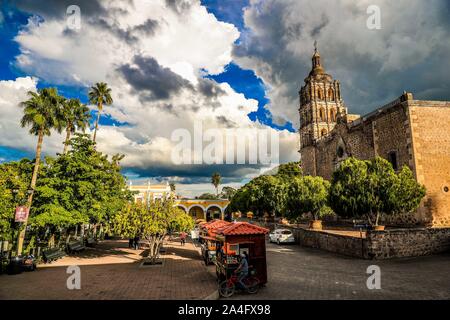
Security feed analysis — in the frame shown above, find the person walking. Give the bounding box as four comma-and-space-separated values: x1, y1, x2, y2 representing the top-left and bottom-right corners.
180, 232, 187, 246
133, 235, 140, 250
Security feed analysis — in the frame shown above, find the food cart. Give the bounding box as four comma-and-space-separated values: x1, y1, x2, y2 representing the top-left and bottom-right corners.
199, 220, 231, 265
213, 222, 269, 285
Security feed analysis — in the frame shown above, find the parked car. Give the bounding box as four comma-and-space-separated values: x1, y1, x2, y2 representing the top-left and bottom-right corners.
269, 229, 295, 244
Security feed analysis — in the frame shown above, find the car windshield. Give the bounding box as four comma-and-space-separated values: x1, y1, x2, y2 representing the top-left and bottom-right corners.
281, 231, 291, 235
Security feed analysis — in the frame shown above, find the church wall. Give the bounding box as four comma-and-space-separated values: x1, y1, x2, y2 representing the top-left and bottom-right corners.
408, 101, 450, 227
300, 146, 317, 176
314, 137, 338, 180
345, 123, 375, 160
370, 104, 411, 170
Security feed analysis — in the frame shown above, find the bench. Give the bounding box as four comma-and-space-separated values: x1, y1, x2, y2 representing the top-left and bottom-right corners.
85, 237, 97, 247
42, 248, 66, 263
67, 240, 85, 253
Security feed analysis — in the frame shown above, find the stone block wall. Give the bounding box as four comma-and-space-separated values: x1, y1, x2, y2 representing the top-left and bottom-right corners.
284, 225, 450, 260
366, 227, 450, 259
290, 227, 366, 258
408, 101, 450, 227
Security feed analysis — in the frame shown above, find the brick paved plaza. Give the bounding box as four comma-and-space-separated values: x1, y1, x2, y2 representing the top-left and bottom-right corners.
1, 238, 449, 300
225, 242, 450, 300
0, 239, 217, 300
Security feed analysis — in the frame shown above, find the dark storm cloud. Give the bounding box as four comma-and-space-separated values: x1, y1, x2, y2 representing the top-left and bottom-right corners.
216, 115, 237, 128
233, 0, 450, 123
165, 0, 193, 15
118, 55, 193, 101
13, 0, 107, 18
123, 163, 263, 184
118, 56, 228, 112
94, 17, 159, 44
310, 14, 329, 38
197, 78, 226, 99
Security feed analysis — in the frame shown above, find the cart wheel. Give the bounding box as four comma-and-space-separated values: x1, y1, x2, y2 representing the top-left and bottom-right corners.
246, 278, 260, 294
219, 280, 235, 298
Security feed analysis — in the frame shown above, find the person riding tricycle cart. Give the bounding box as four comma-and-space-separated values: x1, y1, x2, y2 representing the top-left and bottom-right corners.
212, 222, 269, 298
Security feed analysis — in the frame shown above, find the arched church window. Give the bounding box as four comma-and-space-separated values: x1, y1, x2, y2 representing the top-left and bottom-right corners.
388, 151, 399, 171
319, 108, 326, 122
317, 88, 324, 100
330, 108, 336, 122
337, 146, 344, 158
321, 129, 327, 137
328, 88, 335, 101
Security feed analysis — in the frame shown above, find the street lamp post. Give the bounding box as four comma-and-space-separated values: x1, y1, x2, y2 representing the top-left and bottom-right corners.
16, 189, 34, 256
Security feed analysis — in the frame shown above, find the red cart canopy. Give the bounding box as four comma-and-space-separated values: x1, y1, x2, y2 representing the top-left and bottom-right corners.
216, 222, 269, 236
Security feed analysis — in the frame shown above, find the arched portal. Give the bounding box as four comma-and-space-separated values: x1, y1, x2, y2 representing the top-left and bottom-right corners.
206, 205, 222, 221
176, 205, 187, 213
188, 205, 205, 220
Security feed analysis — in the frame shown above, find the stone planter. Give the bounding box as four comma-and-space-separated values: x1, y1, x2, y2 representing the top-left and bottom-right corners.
310, 220, 323, 230
374, 225, 385, 231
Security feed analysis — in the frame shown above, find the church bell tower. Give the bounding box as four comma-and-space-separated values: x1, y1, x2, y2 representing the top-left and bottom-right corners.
299, 42, 347, 175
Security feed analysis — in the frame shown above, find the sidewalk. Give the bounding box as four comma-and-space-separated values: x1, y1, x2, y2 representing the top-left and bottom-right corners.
0, 239, 217, 300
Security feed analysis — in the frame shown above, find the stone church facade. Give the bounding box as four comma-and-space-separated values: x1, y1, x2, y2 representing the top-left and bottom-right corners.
299, 46, 450, 227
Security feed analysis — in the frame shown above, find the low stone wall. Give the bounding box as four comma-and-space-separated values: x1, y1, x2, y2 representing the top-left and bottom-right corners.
286, 226, 366, 258
284, 225, 450, 260
366, 227, 450, 259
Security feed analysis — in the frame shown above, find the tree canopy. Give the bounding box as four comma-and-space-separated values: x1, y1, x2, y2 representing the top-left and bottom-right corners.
113, 198, 194, 263
29, 133, 133, 230
329, 157, 426, 225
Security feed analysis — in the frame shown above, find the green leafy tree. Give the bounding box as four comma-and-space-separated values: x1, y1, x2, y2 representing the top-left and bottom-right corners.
59, 98, 91, 154
30, 134, 132, 234
285, 176, 330, 222
20, 88, 62, 200
221, 186, 236, 200
211, 172, 221, 196
227, 175, 286, 217
275, 161, 303, 178
329, 157, 425, 226
197, 193, 219, 200
329, 157, 371, 219
113, 199, 194, 264
88, 82, 113, 142
19, 88, 62, 253
0, 160, 33, 240
387, 166, 426, 216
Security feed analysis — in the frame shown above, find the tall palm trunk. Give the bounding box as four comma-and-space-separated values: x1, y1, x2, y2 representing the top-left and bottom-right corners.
93, 102, 102, 142
63, 125, 71, 154
17, 130, 44, 255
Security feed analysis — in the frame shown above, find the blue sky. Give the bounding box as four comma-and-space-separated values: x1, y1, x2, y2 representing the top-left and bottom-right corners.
0, 0, 292, 166
1, 0, 449, 195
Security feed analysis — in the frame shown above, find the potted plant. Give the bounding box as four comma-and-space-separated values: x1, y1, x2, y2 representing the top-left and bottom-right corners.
309, 206, 334, 230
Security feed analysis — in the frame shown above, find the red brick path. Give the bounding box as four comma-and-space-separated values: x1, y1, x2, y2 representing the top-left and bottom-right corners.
0, 239, 217, 300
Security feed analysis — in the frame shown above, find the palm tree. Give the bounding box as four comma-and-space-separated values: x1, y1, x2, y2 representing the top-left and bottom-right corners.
60, 98, 91, 153
19, 87, 62, 254
211, 172, 221, 196
88, 82, 113, 142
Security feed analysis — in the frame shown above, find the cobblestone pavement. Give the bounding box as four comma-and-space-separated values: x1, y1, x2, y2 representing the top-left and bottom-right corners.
0, 239, 217, 300
227, 241, 450, 300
